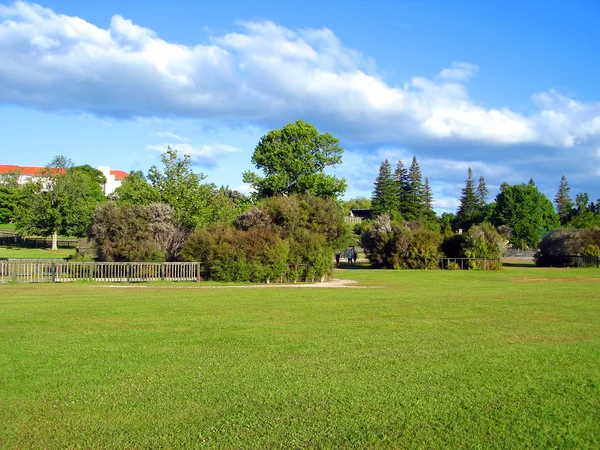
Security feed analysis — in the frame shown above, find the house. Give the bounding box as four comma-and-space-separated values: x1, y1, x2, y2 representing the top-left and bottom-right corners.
0, 165, 129, 195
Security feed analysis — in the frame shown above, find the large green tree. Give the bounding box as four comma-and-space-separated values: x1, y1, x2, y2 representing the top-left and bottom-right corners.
371, 160, 398, 218
114, 148, 237, 230
243, 120, 346, 199
394, 160, 410, 217
492, 183, 559, 249
15, 157, 106, 250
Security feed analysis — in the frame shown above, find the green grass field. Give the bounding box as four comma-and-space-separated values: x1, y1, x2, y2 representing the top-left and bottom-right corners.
1, 267, 599, 448
0, 245, 76, 259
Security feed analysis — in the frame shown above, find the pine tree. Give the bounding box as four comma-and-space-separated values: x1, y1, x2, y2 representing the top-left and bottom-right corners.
528, 178, 535, 186
394, 160, 409, 217
371, 160, 398, 217
554, 175, 573, 225
477, 176, 488, 208
423, 177, 434, 217
404, 156, 425, 220
457, 168, 479, 230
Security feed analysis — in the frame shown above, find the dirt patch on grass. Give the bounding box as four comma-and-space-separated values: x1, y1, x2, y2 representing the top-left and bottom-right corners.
510, 277, 600, 283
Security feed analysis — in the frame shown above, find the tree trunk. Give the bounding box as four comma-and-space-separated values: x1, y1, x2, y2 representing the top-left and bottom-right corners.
51, 231, 58, 251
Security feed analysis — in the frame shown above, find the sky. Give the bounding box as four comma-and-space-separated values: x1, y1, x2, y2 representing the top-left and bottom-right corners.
1, 0, 599, 213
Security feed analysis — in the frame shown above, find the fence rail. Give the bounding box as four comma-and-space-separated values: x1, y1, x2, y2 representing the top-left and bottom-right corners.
407, 257, 503, 270
0, 261, 201, 284
536, 255, 600, 268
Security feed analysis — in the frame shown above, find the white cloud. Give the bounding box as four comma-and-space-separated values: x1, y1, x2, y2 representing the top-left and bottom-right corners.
1, 1, 600, 150
147, 142, 241, 168
438, 62, 479, 81
153, 132, 188, 141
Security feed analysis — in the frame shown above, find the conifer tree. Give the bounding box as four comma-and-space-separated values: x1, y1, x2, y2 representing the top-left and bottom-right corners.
394, 160, 409, 217
457, 167, 479, 230
554, 175, 573, 225
403, 156, 425, 220
371, 160, 398, 217
477, 176, 488, 208
423, 177, 435, 219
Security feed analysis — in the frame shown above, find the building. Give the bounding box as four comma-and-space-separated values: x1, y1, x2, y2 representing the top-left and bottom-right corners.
0, 165, 129, 195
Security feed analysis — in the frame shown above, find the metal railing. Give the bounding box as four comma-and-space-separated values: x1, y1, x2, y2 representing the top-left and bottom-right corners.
0, 261, 201, 284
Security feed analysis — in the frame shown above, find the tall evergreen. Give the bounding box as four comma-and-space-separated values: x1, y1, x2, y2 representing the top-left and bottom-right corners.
371, 160, 398, 217
457, 168, 479, 230
554, 175, 573, 225
404, 156, 425, 220
477, 176, 488, 208
423, 177, 434, 217
394, 160, 409, 217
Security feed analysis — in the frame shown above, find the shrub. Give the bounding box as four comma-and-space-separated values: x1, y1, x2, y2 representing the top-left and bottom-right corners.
536, 227, 600, 266
462, 222, 506, 259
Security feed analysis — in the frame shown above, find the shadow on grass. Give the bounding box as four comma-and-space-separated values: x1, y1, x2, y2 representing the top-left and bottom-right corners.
335, 261, 372, 270
503, 262, 537, 268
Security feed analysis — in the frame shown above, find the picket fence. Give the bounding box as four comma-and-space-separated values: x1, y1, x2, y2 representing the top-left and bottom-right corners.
0, 261, 200, 284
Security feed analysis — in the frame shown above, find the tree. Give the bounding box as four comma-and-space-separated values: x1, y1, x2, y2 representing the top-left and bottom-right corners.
423, 177, 435, 219
112, 170, 161, 206
90, 202, 183, 262
345, 197, 372, 211
456, 168, 480, 230
394, 160, 410, 216
371, 160, 398, 218
403, 156, 425, 221
554, 175, 573, 225
477, 176, 488, 208
15, 157, 106, 250
243, 120, 346, 199
575, 192, 590, 215
0, 169, 22, 224
492, 183, 559, 249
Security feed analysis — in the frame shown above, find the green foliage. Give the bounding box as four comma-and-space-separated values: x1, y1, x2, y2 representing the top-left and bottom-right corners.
555, 175, 574, 225
492, 183, 559, 249
183, 194, 345, 282
568, 211, 600, 229
361, 216, 441, 269
243, 120, 346, 199
0, 170, 22, 224
90, 202, 183, 262
536, 228, 600, 266
114, 149, 237, 230
344, 197, 371, 212
15, 160, 106, 239
477, 176, 488, 208
403, 156, 426, 221
112, 170, 161, 206
457, 168, 480, 230
371, 160, 398, 218
462, 222, 506, 259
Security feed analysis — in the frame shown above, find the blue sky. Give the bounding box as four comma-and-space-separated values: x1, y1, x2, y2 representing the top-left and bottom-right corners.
1, 0, 599, 213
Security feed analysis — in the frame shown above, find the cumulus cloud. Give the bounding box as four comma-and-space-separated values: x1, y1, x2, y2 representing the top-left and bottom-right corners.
147, 142, 241, 168
1, 1, 600, 150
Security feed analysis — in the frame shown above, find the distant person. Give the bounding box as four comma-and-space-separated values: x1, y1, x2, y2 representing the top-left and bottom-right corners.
347, 249, 353, 264
335, 251, 341, 267
353, 248, 358, 264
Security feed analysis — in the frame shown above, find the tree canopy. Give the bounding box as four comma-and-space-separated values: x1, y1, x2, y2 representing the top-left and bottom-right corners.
492, 183, 559, 248
243, 120, 346, 199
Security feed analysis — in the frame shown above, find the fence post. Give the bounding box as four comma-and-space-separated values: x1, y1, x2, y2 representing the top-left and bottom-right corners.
126, 264, 131, 283
196, 262, 201, 282
51, 263, 56, 283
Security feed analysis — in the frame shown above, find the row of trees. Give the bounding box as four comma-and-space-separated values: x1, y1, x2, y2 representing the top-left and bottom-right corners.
371, 157, 435, 222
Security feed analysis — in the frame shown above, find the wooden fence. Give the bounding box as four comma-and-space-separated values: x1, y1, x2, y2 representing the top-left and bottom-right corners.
407, 258, 503, 270
0, 261, 200, 284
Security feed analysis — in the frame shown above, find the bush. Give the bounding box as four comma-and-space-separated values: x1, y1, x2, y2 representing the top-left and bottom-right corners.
536, 228, 600, 266
462, 222, 506, 259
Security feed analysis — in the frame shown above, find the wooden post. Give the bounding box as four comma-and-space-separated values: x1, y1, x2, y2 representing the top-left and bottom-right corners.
196, 262, 201, 282
51, 263, 56, 283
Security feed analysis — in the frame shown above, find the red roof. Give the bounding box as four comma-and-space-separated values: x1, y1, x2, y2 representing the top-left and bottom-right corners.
110, 170, 129, 179
0, 165, 128, 179
0, 165, 63, 176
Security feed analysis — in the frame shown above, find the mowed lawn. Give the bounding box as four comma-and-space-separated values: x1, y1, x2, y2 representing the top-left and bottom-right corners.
1, 268, 599, 448
0, 246, 76, 259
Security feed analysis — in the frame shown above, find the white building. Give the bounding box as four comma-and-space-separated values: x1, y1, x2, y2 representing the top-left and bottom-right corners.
0, 164, 128, 195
